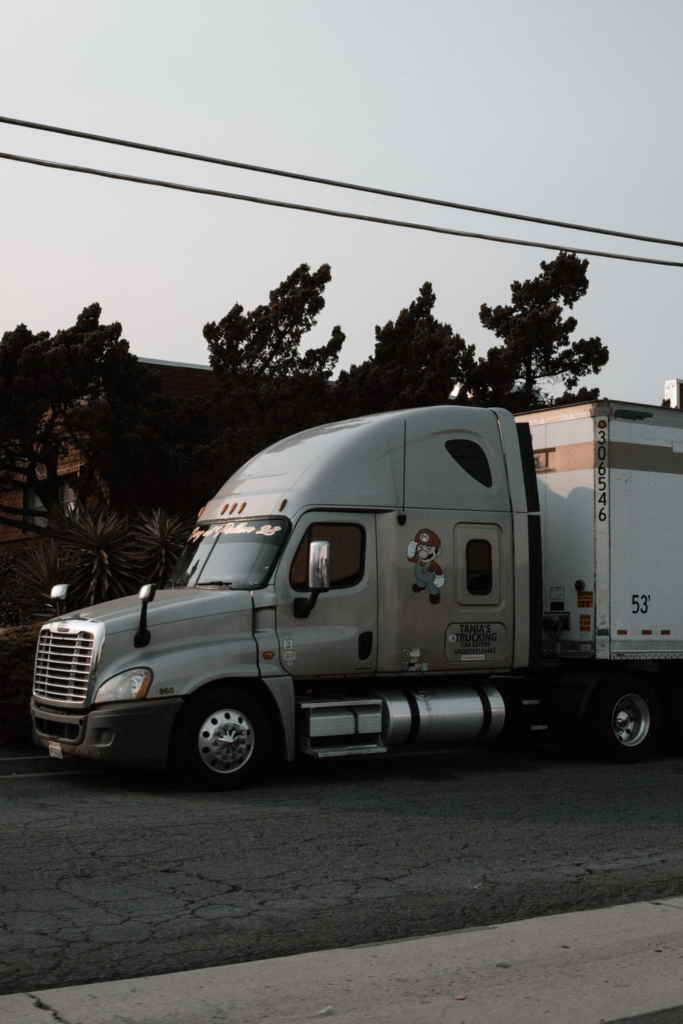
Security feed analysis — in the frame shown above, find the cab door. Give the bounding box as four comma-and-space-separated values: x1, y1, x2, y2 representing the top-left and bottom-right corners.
444, 519, 514, 669
275, 512, 377, 678
376, 512, 514, 674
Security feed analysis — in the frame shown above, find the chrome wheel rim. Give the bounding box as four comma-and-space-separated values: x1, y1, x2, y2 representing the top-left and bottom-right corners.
611, 694, 650, 747
198, 708, 255, 773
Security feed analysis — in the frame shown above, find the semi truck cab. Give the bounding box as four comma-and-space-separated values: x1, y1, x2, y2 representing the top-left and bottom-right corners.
31, 405, 542, 787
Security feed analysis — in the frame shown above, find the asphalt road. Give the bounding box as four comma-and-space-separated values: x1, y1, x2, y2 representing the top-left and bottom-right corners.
2, 739, 683, 997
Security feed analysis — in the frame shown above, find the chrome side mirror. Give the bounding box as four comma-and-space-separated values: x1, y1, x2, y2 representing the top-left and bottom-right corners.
295, 541, 330, 618
50, 584, 69, 617
307, 540, 330, 592
139, 583, 157, 603
134, 583, 157, 648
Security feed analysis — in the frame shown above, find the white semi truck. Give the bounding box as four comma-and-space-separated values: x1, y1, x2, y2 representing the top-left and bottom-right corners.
30, 399, 683, 787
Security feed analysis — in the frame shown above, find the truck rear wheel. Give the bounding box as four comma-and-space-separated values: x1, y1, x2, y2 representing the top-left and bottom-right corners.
585, 677, 660, 763
172, 685, 273, 789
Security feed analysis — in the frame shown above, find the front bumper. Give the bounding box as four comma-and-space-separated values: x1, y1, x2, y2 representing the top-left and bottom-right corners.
31, 697, 184, 771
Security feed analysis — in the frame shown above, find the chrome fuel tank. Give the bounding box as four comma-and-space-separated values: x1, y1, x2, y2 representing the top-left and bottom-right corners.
371, 684, 505, 745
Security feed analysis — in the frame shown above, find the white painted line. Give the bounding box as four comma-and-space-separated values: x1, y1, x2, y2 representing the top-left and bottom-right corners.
0, 770, 102, 779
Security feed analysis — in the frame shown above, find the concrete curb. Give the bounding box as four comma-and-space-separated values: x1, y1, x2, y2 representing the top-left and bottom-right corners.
2, 897, 683, 1023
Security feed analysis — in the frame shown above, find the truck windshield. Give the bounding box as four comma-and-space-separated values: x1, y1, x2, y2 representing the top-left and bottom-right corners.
170, 519, 289, 589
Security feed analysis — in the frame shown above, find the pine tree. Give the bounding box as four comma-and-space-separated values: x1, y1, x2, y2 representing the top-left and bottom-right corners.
456, 252, 608, 411
204, 263, 344, 467
334, 282, 475, 417
0, 304, 154, 533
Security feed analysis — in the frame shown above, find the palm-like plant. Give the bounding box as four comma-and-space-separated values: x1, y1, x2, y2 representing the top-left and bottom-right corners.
12, 540, 63, 621
134, 508, 195, 588
50, 504, 142, 607
15, 503, 196, 618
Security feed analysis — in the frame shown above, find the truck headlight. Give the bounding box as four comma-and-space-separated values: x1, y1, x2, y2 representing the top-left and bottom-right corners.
95, 668, 153, 704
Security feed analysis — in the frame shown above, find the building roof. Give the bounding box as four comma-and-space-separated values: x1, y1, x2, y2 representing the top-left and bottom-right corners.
138, 357, 216, 400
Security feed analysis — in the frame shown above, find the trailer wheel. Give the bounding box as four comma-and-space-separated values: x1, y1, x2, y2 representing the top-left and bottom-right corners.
585, 678, 660, 763
172, 685, 273, 789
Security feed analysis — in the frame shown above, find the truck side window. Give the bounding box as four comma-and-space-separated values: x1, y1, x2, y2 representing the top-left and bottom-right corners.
291, 524, 365, 590
466, 539, 492, 595
445, 439, 492, 487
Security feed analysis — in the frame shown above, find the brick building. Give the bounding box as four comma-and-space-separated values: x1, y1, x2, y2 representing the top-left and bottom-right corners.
140, 357, 217, 401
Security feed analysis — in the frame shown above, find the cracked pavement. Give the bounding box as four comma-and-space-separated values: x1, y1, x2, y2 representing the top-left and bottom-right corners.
2, 742, 683, 995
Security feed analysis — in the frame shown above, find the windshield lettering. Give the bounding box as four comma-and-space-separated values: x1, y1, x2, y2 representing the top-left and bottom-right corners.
172, 518, 288, 589
187, 522, 283, 543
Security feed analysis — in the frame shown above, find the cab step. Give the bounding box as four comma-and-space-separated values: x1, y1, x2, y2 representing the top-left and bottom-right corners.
296, 697, 387, 758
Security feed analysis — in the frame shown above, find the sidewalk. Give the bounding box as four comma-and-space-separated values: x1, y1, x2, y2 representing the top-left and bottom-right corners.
2, 897, 683, 1024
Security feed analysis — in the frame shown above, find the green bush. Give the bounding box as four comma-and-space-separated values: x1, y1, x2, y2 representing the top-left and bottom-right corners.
0, 624, 41, 747
0, 547, 26, 627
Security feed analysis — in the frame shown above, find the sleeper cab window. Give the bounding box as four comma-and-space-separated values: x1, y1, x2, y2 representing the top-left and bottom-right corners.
290, 524, 365, 591
466, 539, 492, 595
445, 439, 492, 487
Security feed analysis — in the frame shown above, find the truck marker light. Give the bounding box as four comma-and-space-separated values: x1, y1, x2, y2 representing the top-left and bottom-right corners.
220, 503, 229, 514
661, 630, 671, 635
642, 630, 652, 635
238, 502, 246, 513
198, 507, 205, 517
598, 420, 607, 428
263, 651, 275, 660
617, 630, 627, 635
279, 499, 287, 511
229, 503, 237, 514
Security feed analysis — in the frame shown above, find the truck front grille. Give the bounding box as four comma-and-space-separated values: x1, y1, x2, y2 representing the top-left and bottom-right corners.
34, 627, 97, 704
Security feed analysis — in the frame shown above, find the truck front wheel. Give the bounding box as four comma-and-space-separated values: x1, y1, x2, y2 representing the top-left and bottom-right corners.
172, 685, 273, 789
585, 677, 661, 763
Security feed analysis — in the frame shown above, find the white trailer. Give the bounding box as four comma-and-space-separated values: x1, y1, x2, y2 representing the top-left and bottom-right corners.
516, 398, 683, 758
517, 399, 683, 662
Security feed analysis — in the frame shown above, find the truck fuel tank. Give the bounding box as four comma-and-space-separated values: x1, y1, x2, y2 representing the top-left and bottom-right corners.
296, 684, 506, 759
371, 684, 505, 745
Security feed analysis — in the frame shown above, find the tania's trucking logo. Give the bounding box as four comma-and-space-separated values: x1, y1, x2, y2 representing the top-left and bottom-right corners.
445, 622, 506, 662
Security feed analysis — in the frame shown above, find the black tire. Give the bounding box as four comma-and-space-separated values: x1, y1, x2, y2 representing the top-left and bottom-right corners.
657, 682, 683, 754
584, 677, 661, 763
171, 685, 273, 790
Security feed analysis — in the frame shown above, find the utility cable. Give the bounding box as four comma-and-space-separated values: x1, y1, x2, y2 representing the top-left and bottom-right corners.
1, 150, 682, 268
1, 113, 681, 250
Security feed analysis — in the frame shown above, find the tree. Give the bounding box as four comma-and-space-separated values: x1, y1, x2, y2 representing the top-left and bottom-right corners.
0, 304, 155, 533
203, 264, 345, 471
111, 389, 224, 517
456, 252, 608, 412
334, 282, 475, 417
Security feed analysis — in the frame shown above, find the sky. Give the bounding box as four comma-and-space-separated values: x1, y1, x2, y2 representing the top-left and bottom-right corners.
1, 0, 682, 405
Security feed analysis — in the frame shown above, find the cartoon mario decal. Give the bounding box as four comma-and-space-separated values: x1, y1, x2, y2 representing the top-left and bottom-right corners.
407, 528, 445, 605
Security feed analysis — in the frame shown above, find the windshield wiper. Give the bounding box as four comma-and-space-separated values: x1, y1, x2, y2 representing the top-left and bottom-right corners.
196, 580, 234, 588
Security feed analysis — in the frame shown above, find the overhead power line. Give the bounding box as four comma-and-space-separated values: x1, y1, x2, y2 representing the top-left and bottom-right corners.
1, 113, 682, 251
1, 149, 682, 268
